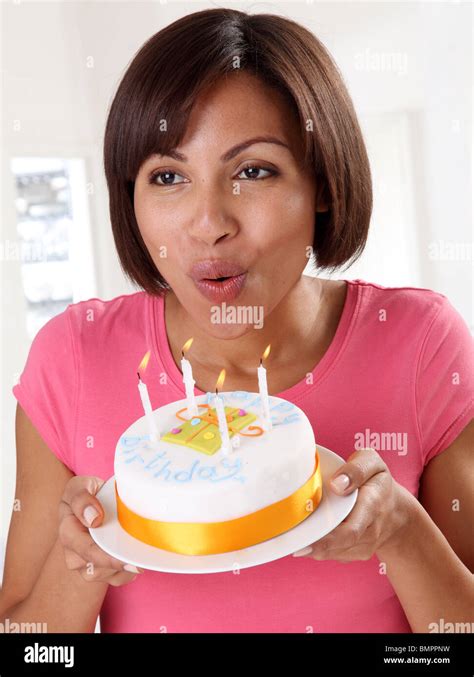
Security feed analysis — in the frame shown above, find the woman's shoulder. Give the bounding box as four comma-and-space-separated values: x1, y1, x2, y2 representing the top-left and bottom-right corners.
28, 290, 155, 356
317, 276, 460, 334
347, 277, 450, 311
343, 277, 468, 331
344, 278, 472, 358
65, 289, 149, 319
61, 290, 152, 334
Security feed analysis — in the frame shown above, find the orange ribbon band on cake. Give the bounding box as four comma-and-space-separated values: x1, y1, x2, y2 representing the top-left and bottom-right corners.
114, 449, 322, 555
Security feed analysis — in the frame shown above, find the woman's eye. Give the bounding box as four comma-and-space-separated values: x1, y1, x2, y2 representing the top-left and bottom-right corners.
149, 170, 186, 186
236, 165, 277, 181
148, 165, 277, 186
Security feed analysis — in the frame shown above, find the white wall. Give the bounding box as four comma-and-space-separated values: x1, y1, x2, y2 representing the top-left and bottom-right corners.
1, 0, 472, 581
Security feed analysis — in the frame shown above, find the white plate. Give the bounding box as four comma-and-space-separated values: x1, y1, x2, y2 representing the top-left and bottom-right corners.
89, 444, 357, 574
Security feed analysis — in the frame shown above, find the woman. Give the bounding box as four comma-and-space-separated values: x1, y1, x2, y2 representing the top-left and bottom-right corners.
2, 8, 473, 633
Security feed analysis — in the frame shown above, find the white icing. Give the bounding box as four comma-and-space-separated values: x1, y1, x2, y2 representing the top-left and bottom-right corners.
114, 392, 316, 522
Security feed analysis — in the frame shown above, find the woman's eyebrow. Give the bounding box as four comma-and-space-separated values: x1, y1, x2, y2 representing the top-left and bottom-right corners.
157, 136, 290, 163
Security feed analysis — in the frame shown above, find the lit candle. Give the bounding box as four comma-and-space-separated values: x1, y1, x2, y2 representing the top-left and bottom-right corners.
214, 369, 231, 455
137, 350, 159, 443
258, 344, 272, 430
181, 338, 198, 417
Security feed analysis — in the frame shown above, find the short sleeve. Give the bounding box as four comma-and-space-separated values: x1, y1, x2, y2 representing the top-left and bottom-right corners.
416, 296, 474, 466
12, 308, 77, 471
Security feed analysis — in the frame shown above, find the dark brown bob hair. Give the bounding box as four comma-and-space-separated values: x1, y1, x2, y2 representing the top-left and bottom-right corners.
104, 8, 372, 295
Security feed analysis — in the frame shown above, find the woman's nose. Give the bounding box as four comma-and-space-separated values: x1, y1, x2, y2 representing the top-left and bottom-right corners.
187, 188, 239, 245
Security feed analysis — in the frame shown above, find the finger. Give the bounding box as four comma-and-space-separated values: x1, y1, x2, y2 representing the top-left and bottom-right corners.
62, 476, 105, 504
63, 548, 88, 571
59, 514, 127, 571
66, 547, 144, 579
310, 524, 371, 559
107, 571, 142, 587
79, 565, 135, 582
311, 541, 375, 562
312, 481, 379, 553
329, 448, 387, 494
61, 476, 106, 527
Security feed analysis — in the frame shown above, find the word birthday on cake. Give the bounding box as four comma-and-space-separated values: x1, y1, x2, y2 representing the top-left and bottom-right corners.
119, 444, 246, 484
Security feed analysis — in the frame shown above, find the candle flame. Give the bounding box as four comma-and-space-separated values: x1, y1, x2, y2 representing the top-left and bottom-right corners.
215, 368, 226, 393
138, 350, 151, 373
261, 344, 271, 362
182, 337, 194, 355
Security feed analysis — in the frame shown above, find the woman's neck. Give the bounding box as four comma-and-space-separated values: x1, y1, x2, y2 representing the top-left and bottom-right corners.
165, 275, 342, 392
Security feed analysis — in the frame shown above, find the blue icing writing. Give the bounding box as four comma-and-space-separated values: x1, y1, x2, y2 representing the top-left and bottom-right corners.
236, 395, 296, 416
173, 460, 200, 482
120, 434, 150, 452
246, 395, 262, 408
197, 466, 215, 480
221, 456, 245, 483
122, 447, 246, 484
143, 451, 167, 470
278, 413, 301, 425
121, 448, 145, 464
193, 465, 245, 483
230, 390, 251, 401
203, 391, 230, 404
119, 435, 157, 456
270, 401, 296, 413
229, 392, 298, 424
152, 461, 172, 480
151, 454, 244, 483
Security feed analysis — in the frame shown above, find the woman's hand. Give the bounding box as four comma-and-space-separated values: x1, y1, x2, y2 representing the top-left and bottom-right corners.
58, 476, 144, 585
292, 448, 415, 562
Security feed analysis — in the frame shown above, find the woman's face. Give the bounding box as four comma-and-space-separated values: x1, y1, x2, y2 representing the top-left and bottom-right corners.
134, 72, 319, 338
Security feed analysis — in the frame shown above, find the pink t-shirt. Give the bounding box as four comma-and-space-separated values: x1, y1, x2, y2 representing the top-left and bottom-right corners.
12, 279, 474, 633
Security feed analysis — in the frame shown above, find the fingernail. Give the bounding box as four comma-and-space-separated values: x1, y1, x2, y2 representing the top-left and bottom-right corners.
292, 546, 313, 557
124, 564, 143, 573
330, 473, 350, 493
83, 506, 99, 526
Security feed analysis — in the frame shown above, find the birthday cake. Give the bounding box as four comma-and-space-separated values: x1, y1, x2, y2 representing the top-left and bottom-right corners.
114, 391, 322, 555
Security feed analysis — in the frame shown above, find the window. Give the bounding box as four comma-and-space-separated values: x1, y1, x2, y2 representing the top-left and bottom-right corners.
11, 157, 96, 338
